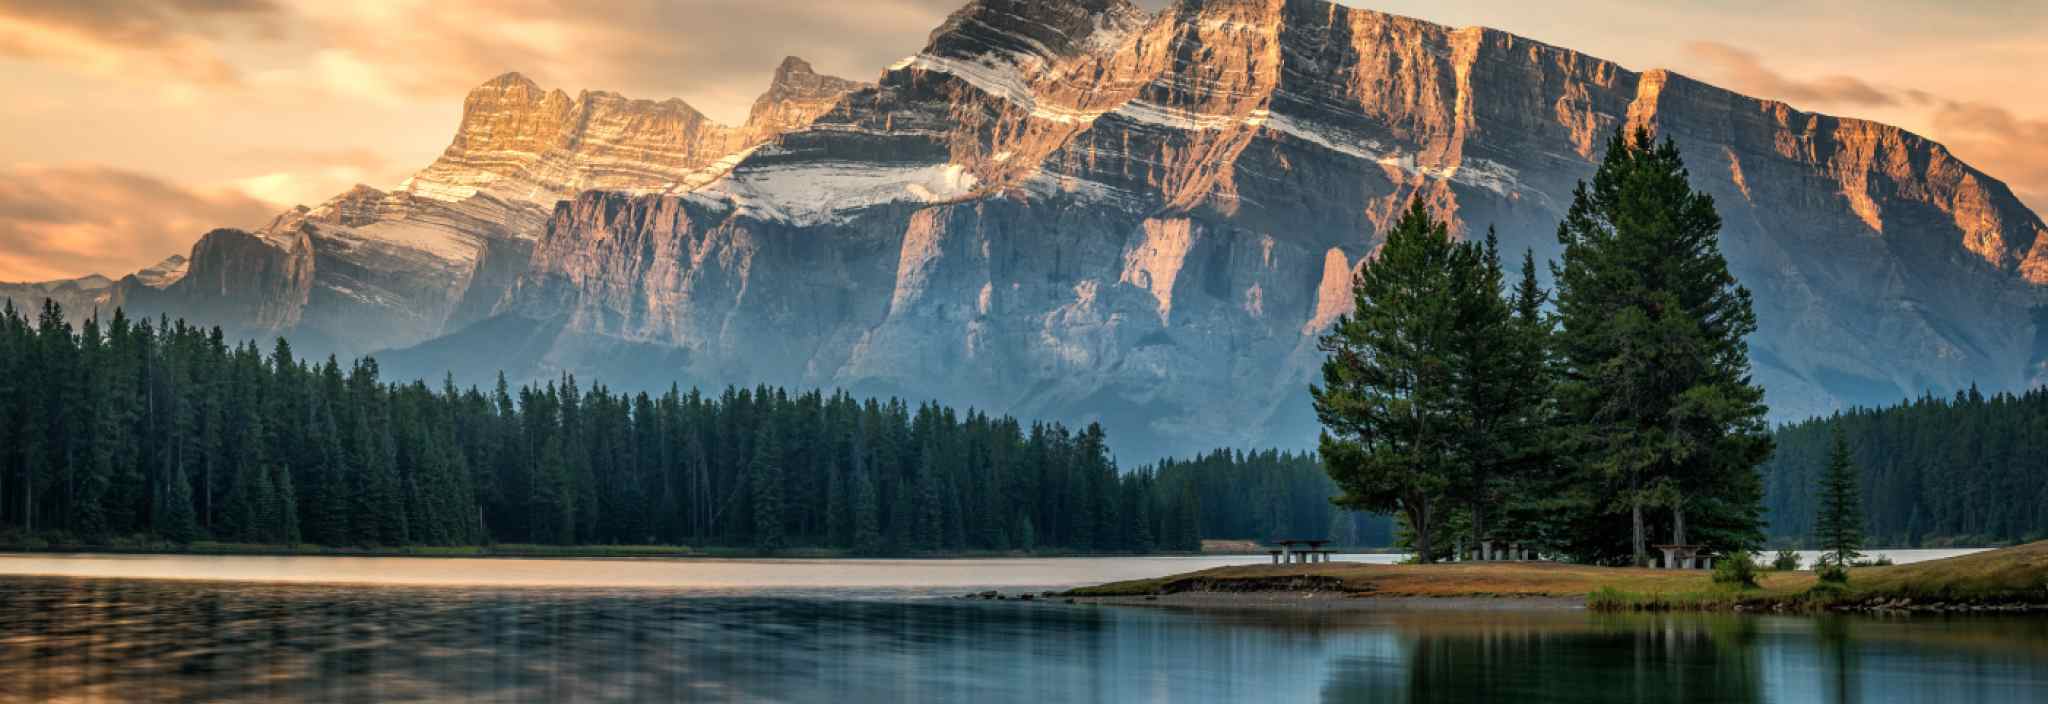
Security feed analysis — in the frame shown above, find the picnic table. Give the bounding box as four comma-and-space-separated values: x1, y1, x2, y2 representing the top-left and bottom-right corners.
1266, 539, 1338, 564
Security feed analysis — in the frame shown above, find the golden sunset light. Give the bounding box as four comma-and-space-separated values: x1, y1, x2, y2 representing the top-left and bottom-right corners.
0, 0, 2042, 282
2, 4, 2046, 701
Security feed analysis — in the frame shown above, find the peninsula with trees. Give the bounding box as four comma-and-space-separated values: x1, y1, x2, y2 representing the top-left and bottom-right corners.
1074, 128, 2048, 611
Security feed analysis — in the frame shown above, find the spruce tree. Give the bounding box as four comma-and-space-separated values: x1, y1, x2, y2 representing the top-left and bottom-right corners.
850, 441, 881, 554
161, 463, 200, 544
1312, 199, 1483, 562
751, 423, 785, 551
275, 465, 302, 545
531, 434, 572, 545
1816, 425, 1863, 567
1446, 229, 1532, 552
1551, 127, 1773, 565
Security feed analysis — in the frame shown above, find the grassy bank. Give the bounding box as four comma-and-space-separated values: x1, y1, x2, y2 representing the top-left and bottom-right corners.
1069, 541, 2048, 613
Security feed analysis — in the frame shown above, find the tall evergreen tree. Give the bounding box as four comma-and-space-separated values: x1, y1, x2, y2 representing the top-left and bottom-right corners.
1815, 425, 1863, 567
1313, 199, 1488, 562
161, 462, 199, 543
1445, 229, 1537, 553
751, 422, 785, 551
1551, 127, 1773, 565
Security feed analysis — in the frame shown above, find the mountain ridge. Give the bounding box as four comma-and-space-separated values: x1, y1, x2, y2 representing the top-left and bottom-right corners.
11, 0, 2046, 461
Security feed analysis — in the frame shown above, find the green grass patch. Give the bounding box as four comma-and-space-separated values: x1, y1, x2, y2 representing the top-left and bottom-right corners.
1586, 585, 1759, 612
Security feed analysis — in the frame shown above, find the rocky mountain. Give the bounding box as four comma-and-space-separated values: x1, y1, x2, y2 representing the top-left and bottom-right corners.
18, 0, 2048, 462
1, 255, 186, 321
91, 56, 874, 356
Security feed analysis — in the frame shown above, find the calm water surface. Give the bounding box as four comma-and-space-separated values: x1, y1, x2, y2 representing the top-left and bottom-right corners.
0, 551, 2039, 703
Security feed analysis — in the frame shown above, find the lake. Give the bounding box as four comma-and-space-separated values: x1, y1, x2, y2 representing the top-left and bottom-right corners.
0, 551, 2040, 703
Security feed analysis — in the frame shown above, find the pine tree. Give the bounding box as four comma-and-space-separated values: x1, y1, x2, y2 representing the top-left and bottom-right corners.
533, 434, 573, 545
850, 440, 881, 554
223, 413, 271, 542
161, 462, 200, 543
1551, 127, 1773, 565
275, 464, 301, 545
1816, 425, 1863, 567
1311, 199, 1481, 562
1446, 228, 1527, 552
750, 422, 785, 551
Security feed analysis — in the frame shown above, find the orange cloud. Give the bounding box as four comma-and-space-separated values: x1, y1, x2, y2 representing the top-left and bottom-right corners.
1677, 39, 2046, 214
0, 165, 279, 283
1682, 41, 1896, 108
0, 0, 282, 86
285, 0, 962, 122
1928, 101, 2048, 214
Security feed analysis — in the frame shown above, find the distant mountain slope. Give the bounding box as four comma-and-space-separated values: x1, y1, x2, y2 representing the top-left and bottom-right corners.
18, 0, 2047, 462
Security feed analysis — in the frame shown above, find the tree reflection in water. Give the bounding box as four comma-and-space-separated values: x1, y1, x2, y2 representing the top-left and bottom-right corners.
1, 577, 2044, 703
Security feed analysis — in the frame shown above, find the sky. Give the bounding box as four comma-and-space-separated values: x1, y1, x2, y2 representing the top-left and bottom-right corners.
0, 0, 2043, 282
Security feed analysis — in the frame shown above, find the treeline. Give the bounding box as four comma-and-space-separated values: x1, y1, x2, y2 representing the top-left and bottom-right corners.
0, 299, 1240, 553
1153, 449, 1392, 546
1764, 387, 2048, 547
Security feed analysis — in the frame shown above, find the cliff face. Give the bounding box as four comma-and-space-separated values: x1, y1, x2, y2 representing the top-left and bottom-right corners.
99, 56, 869, 355
478, 0, 2048, 459
125, 228, 316, 333
46, 0, 2048, 461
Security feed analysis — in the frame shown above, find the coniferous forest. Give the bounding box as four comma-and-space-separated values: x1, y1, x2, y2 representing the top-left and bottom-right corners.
1152, 450, 1394, 548
1762, 388, 2048, 547
0, 298, 1378, 554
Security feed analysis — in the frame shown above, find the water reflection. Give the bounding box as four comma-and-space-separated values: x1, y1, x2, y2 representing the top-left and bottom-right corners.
0, 577, 2042, 703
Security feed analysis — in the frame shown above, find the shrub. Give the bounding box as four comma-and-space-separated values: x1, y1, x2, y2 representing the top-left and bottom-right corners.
1712, 552, 1759, 589
1871, 554, 1893, 567
1771, 548, 1802, 571
1816, 562, 1849, 584
1587, 586, 1631, 611
1803, 580, 1850, 606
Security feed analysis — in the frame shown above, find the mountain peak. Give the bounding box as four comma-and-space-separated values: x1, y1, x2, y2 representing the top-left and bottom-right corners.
774, 56, 817, 78
477, 71, 541, 93
746, 56, 868, 139
925, 0, 1147, 62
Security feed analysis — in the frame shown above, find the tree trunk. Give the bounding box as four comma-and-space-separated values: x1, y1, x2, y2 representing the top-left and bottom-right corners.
1630, 480, 1646, 567
1673, 505, 1687, 546
1472, 497, 1487, 559
1409, 498, 1433, 564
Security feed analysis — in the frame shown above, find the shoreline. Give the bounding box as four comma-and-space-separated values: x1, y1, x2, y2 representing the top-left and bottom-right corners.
0, 543, 1250, 562
1070, 592, 1584, 611
1062, 542, 2048, 614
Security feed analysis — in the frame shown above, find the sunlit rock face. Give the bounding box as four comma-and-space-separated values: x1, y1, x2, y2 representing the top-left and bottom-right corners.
469, 0, 2048, 459
45, 0, 2048, 460
93, 57, 869, 355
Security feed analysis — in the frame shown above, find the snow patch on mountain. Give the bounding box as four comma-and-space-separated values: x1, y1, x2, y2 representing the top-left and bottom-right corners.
894, 54, 1106, 126
699, 162, 983, 225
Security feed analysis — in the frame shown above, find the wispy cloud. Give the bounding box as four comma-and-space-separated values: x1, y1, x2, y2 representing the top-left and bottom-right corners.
0, 0, 283, 86
285, 0, 959, 122
0, 165, 278, 282
1927, 100, 2048, 212
1681, 41, 1896, 108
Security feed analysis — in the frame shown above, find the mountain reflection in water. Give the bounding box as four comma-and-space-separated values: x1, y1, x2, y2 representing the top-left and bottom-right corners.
2, 576, 2044, 703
